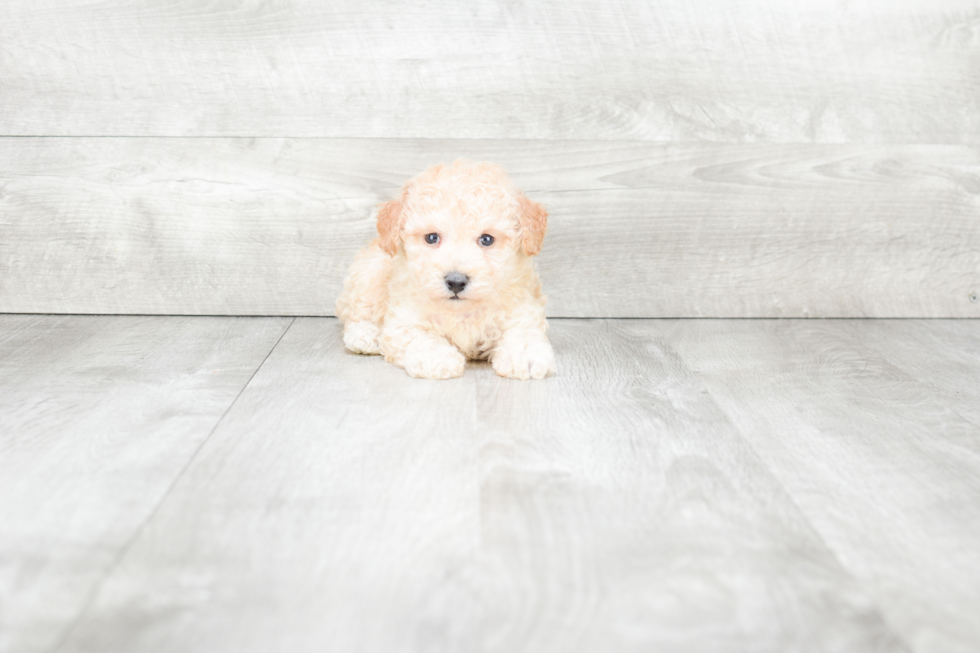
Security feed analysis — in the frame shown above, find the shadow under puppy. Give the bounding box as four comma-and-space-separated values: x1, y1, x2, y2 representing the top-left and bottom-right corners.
336, 161, 556, 380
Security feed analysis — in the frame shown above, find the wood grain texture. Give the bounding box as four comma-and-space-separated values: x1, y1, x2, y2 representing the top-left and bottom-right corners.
473, 320, 902, 652
54, 318, 486, 653
661, 319, 980, 653
2, 138, 978, 317
53, 318, 904, 653
0, 315, 291, 653
855, 320, 980, 429
1, 0, 978, 141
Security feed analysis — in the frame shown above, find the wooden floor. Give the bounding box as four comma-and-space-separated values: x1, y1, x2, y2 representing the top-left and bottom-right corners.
2, 315, 979, 653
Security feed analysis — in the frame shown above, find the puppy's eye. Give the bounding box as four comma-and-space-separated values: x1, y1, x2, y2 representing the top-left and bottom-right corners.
478, 234, 495, 247
424, 233, 440, 245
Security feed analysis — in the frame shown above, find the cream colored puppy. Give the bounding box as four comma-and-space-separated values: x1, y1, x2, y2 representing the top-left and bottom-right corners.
336, 161, 555, 380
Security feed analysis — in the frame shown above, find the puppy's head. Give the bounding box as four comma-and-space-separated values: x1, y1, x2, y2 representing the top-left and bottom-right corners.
376, 161, 547, 306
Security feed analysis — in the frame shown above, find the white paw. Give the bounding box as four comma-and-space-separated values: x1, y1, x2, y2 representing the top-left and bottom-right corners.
344, 321, 381, 355
492, 341, 556, 380
403, 343, 466, 380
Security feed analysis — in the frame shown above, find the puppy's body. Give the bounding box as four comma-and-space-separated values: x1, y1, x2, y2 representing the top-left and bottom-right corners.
336, 162, 555, 380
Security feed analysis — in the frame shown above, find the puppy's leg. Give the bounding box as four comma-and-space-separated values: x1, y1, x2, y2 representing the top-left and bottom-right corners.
382, 325, 466, 380
492, 328, 556, 380
343, 321, 381, 355
336, 240, 391, 356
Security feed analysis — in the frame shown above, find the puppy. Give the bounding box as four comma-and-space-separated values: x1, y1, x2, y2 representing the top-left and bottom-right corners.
336, 161, 556, 380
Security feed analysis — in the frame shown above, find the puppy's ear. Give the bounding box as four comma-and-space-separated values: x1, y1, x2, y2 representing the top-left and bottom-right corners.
517, 194, 548, 257
376, 198, 404, 256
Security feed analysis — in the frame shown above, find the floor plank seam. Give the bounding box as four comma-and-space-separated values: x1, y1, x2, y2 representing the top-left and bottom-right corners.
44, 317, 297, 653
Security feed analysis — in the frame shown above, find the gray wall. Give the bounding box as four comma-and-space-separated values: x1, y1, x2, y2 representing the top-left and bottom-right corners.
2, 0, 978, 317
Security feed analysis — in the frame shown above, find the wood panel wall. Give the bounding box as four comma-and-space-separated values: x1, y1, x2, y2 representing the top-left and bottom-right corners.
1, 0, 978, 317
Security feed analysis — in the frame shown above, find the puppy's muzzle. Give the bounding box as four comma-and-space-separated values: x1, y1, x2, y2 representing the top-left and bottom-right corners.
445, 272, 469, 298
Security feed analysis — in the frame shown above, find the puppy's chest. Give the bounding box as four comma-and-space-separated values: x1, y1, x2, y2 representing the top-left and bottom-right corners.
432, 310, 502, 360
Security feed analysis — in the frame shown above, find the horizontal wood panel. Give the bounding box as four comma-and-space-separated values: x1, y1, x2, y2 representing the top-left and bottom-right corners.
1, 0, 978, 141
1, 138, 978, 317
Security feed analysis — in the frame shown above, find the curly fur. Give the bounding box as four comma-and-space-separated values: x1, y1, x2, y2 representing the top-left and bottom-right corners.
336, 161, 555, 380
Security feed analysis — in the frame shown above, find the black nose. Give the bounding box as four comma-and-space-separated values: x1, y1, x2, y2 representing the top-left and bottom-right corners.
445, 272, 468, 295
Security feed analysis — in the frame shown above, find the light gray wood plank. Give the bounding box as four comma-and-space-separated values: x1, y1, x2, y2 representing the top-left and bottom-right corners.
2, 138, 978, 318
57, 319, 904, 652
0, 315, 290, 653
845, 321, 980, 430
474, 320, 903, 652
661, 319, 980, 653
53, 317, 484, 653
1, 1, 977, 142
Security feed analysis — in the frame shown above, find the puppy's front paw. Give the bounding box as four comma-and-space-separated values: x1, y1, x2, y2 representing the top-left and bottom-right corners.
492, 341, 556, 380
344, 321, 382, 355
403, 343, 466, 380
